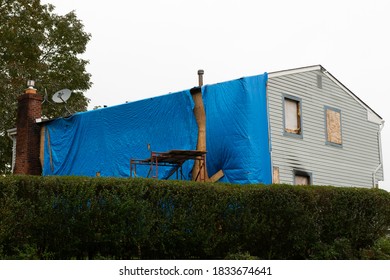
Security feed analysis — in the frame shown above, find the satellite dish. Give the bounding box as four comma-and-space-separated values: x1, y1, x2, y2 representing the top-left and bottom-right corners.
51, 88, 73, 115
52, 89, 72, 103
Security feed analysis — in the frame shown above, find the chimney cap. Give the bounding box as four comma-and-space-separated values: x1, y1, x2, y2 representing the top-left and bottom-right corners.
25, 80, 37, 94
27, 80, 35, 88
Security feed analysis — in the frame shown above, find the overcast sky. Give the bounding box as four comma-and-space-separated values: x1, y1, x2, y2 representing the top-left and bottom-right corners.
41, 0, 390, 191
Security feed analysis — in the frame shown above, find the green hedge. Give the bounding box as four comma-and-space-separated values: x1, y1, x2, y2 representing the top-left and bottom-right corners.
0, 176, 389, 259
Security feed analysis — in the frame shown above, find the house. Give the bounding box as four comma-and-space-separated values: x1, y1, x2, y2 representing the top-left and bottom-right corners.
10, 65, 384, 188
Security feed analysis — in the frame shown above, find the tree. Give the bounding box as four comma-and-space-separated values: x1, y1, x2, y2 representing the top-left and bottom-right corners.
0, 0, 92, 173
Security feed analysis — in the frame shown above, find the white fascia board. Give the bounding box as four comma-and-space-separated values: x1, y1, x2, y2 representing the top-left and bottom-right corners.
268, 65, 322, 78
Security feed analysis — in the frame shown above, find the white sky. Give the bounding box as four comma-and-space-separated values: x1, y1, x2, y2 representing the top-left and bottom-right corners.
41, 0, 390, 191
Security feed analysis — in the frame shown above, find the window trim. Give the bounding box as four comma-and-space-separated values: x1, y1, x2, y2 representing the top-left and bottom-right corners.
324, 105, 343, 148
282, 94, 303, 139
293, 170, 313, 185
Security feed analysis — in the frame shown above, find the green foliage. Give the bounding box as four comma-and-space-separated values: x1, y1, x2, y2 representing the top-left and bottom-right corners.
360, 236, 390, 260
224, 251, 260, 260
0, 176, 390, 259
0, 0, 91, 173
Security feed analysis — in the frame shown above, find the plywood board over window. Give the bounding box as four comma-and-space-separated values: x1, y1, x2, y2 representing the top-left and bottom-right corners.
273, 166, 280, 184
284, 98, 301, 134
295, 175, 310, 185
294, 170, 312, 185
326, 107, 342, 145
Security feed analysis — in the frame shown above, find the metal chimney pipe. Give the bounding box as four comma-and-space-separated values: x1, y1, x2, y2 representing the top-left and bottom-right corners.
197, 69, 204, 87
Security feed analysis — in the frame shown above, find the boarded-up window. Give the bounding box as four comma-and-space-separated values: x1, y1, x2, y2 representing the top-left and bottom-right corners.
284, 98, 301, 134
295, 175, 310, 185
294, 170, 311, 185
326, 108, 342, 145
273, 166, 280, 184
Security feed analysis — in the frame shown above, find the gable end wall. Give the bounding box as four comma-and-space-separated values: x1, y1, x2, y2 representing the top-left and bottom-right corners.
267, 70, 383, 187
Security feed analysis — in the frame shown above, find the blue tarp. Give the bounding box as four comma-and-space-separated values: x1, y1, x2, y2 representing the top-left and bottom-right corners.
43, 73, 271, 184
203, 73, 271, 184
43, 90, 198, 178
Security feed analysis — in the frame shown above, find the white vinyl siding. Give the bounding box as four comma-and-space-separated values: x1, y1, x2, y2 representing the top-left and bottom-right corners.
268, 70, 383, 188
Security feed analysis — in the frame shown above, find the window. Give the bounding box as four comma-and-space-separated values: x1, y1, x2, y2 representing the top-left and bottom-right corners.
325, 106, 342, 146
283, 95, 302, 137
294, 170, 312, 185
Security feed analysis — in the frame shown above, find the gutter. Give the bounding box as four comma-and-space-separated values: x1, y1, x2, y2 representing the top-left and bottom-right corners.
6, 128, 17, 140
373, 120, 385, 188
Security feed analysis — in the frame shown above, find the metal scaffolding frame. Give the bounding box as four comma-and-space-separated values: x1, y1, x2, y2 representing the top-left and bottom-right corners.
130, 150, 207, 181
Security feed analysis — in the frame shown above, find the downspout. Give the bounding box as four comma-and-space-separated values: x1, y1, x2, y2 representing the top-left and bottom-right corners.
6, 128, 17, 173
373, 120, 385, 188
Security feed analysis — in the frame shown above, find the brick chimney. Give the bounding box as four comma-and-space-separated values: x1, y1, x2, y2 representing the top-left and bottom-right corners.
14, 81, 43, 175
